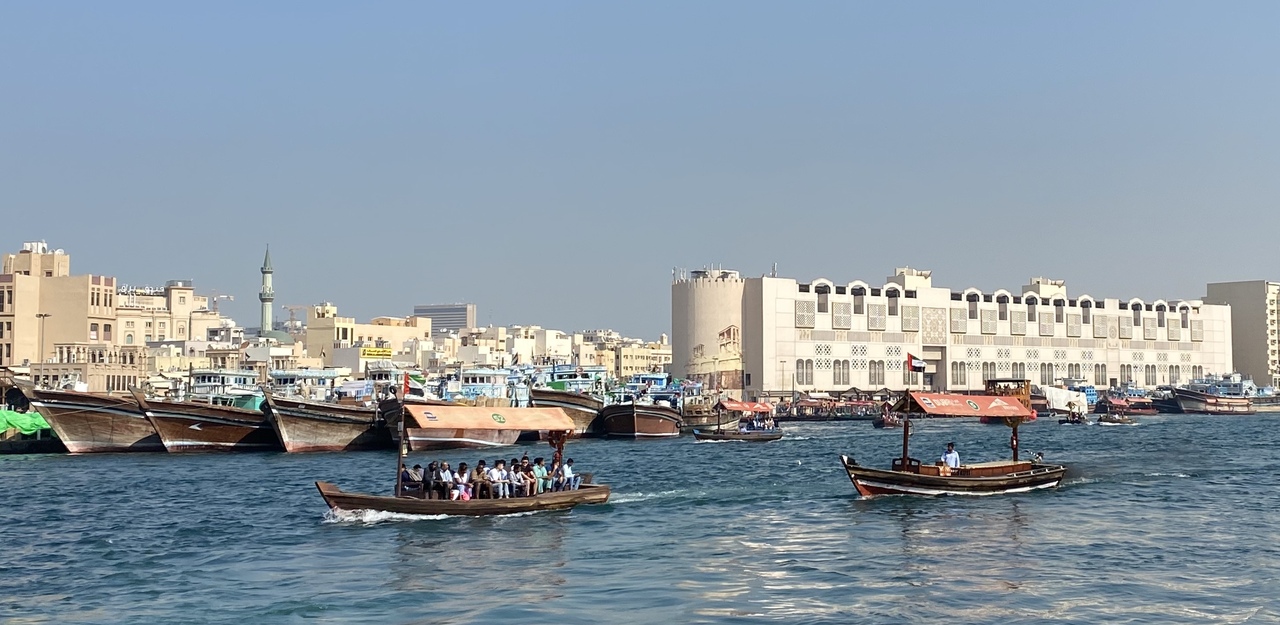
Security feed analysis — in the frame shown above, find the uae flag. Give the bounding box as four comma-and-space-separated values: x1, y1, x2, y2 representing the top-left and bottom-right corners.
402, 372, 412, 397
907, 353, 926, 372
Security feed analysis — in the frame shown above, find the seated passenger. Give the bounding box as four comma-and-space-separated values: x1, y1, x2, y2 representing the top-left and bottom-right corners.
488, 460, 511, 499
549, 460, 564, 491
558, 458, 581, 490
532, 457, 550, 494
510, 462, 528, 496
452, 462, 472, 500
471, 460, 492, 499
407, 464, 424, 483
434, 462, 454, 499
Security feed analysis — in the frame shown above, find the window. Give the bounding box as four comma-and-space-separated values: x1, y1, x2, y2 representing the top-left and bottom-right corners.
1012, 362, 1025, 379
804, 359, 814, 385
159, 322, 166, 329
1181, 310, 1190, 329
1133, 308, 1142, 327
178, 324, 186, 338
1094, 363, 1108, 386
887, 290, 899, 316
145, 334, 152, 342
951, 361, 967, 386
853, 288, 865, 315
1040, 362, 1054, 385
1081, 302, 1092, 324
998, 296, 1009, 321
1169, 365, 1180, 385
816, 285, 829, 314
125, 334, 134, 345
146, 321, 152, 328
834, 360, 851, 386
869, 360, 885, 386
1027, 297, 1038, 321
1158, 309, 1166, 328
968, 300, 978, 320
104, 324, 112, 341
1055, 305, 1064, 324
90, 323, 99, 341
981, 361, 994, 382
179, 296, 187, 305
1145, 364, 1157, 386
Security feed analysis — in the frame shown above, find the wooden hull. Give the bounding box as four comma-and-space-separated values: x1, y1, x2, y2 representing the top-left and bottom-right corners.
679, 410, 739, 433
598, 403, 683, 438
404, 427, 521, 451
316, 480, 610, 516
262, 396, 392, 453
1174, 389, 1255, 415
23, 387, 160, 453
692, 429, 783, 442
1097, 415, 1136, 425
872, 417, 903, 429
529, 388, 602, 436
840, 455, 1067, 498
141, 400, 280, 452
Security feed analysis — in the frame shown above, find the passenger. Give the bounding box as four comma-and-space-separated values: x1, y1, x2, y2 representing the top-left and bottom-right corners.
940, 442, 960, 476
471, 460, 492, 499
532, 457, 550, 494
488, 460, 511, 499
452, 462, 472, 500
407, 464, 424, 483
510, 461, 528, 496
399, 465, 414, 493
549, 459, 564, 491
558, 458, 581, 490
425, 461, 441, 499
434, 462, 454, 500
521, 462, 538, 496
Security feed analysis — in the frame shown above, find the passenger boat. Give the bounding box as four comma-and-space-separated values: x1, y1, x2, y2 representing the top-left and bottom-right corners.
597, 401, 683, 438
872, 413, 905, 428
315, 411, 610, 517
529, 387, 603, 436
840, 386, 1067, 498
261, 394, 393, 452
398, 404, 577, 450
131, 389, 280, 453
1097, 414, 1137, 425
679, 392, 741, 433
1058, 413, 1091, 425
15, 383, 160, 453
692, 400, 781, 441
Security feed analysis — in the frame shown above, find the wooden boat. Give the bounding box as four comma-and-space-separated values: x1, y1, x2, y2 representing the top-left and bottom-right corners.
316, 411, 610, 517
1058, 413, 1091, 425
131, 389, 280, 453
316, 480, 610, 516
399, 404, 577, 451
261, 394, 392, 452
841, 384, 1067, 498
872, 414, 905, 428
16, 383, 161, 453
598, 401, 683, 438
1174, 387, 1254, 415
692, 429, 783, 442
529, 387, 603, 436
1097, 414, 1137, 425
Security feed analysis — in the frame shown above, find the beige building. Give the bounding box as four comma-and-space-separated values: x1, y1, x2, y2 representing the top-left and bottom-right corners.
42, 342, 148, 392
1205, 280, 1280, 387
115, 280, 222, 347
304, 303, 432, 367
673, 267, 1234, 400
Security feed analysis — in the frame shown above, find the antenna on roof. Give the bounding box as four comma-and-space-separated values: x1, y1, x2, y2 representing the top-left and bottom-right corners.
771, 263, 777, 277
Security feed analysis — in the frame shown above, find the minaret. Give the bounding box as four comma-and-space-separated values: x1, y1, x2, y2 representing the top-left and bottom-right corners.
259, 246, 274, 332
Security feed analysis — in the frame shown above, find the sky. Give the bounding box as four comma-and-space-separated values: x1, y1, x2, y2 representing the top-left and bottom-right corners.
3, 2, 1279, 339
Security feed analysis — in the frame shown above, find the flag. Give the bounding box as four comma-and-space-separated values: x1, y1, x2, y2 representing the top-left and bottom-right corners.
402, 372, 411, 397
907, 353, 926, 372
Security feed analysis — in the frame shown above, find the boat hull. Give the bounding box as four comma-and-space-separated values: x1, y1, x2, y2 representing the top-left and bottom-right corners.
598, 403, 683, 438
262, 396, 392, 453
679, 410, 739, 433
23, 388, 160, 453
141, 400, 280, 452
692, 429, 783, 442
840, 455, 1067, 498
529, 389, 602, 436
316, 481, 610, 516
1174, 389, 1255, 415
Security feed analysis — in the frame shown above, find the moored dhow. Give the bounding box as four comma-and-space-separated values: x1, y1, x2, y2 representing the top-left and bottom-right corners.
529, 387, 603, 436
598, 401, 683, 438
1174, 386, 1254, 415
17, 383, 160, 453
261, 394, 392, 452
131, 389, 280, 453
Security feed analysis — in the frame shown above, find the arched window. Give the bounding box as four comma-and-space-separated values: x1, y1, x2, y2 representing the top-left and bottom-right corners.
125, 334, 134, 345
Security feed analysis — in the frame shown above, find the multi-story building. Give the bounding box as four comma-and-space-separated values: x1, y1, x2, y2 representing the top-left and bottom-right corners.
1204, 280, 1280, 387
412, 303, 476, 333
304, 303, 432, 367
673, 267, 1234, 401
114, 280, 221, 346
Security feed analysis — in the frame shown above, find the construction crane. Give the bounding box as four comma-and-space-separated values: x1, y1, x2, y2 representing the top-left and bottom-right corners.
281, 305, 308, 335
207, 291, 234, 313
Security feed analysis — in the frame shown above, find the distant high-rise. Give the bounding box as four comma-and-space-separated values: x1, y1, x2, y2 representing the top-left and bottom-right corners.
412, 303, 476, 333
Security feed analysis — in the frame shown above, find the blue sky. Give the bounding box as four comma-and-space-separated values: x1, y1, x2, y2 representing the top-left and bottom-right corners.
3, 2, 1279, 338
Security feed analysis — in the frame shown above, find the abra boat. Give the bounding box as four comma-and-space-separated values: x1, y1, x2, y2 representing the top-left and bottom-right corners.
1097, 414, 1137, 425
529, 387, 603, 436
597, 401, 683, 438
261, 394, 392, 452
841, 386, 1067, 498
316, 411, 610, 517
692, 428, 783, 442
398, 403, 576, 450
16, 383, 160, 453
131, 389, 280, 453
692, 400, 780, 441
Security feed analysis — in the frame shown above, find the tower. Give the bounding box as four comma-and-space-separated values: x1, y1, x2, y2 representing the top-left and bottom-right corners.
259, 246, 274, 332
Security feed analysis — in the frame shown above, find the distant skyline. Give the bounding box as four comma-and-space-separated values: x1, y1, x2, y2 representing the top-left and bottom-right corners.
4, 2, 1280, 339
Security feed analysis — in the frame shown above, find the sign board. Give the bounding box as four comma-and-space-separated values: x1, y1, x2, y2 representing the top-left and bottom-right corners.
359, 347, 393, 359
117, 284, 166, 296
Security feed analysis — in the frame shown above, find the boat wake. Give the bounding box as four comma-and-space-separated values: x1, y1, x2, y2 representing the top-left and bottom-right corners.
323, 508, 450, 525
609, 489, 689, 505
1144, 472, 1192, 478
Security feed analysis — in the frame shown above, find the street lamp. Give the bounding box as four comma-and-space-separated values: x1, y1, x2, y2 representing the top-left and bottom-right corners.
35, 313, 52, 388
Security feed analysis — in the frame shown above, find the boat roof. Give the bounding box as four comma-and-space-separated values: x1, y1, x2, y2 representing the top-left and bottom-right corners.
907, 392, 1033, 418
716, 399, 774, 413
403, 405, 575, 431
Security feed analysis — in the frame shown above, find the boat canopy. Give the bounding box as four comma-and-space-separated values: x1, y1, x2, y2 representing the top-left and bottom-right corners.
905, 392, 1033, 418
715, 400, 774, 413
404, 405, 575, 431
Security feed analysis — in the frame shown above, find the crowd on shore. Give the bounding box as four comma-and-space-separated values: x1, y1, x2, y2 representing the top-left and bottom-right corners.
400, 454, 581, 501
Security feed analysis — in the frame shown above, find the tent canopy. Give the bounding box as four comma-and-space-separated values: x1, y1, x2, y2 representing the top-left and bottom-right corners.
715, 400, 774, 413
404, 405, 575, 431
905, 392, 1033, 418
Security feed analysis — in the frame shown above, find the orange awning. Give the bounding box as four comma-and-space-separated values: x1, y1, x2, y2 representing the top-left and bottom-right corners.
909, 392, 1033, 418
715, 400, 775, 413
404, 405, 575, 430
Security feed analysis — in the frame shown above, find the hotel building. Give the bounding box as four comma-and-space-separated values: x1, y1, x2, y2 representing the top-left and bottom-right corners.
672, 267, 1233, 400
412, 303, 477, 333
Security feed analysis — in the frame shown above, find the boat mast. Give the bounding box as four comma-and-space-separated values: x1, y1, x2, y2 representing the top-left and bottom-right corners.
900, 379, 911, 468
395, 409, 407, 496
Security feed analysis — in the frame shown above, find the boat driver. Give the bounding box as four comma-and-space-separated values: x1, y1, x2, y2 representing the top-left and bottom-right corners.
940, 442, 960, 476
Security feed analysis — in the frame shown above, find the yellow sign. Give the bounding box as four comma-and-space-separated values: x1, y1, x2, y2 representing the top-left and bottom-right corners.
359, 347, 393, 359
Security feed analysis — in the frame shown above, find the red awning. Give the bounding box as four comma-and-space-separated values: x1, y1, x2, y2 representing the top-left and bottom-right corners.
716, 400, 775, 413
909, 392, 1033, 418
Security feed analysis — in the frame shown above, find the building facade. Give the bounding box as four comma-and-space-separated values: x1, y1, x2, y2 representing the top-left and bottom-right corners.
1205, 280, 1279, 387
304, 303, 432, 367
412, 303, 476, 333
673, 267, 1234, 400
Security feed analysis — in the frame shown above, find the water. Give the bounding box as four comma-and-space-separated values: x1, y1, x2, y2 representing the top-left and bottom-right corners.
3, 415, 1278, 624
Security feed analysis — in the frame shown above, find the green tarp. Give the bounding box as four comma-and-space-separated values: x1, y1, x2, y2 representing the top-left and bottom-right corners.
0, 410, 50, 435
